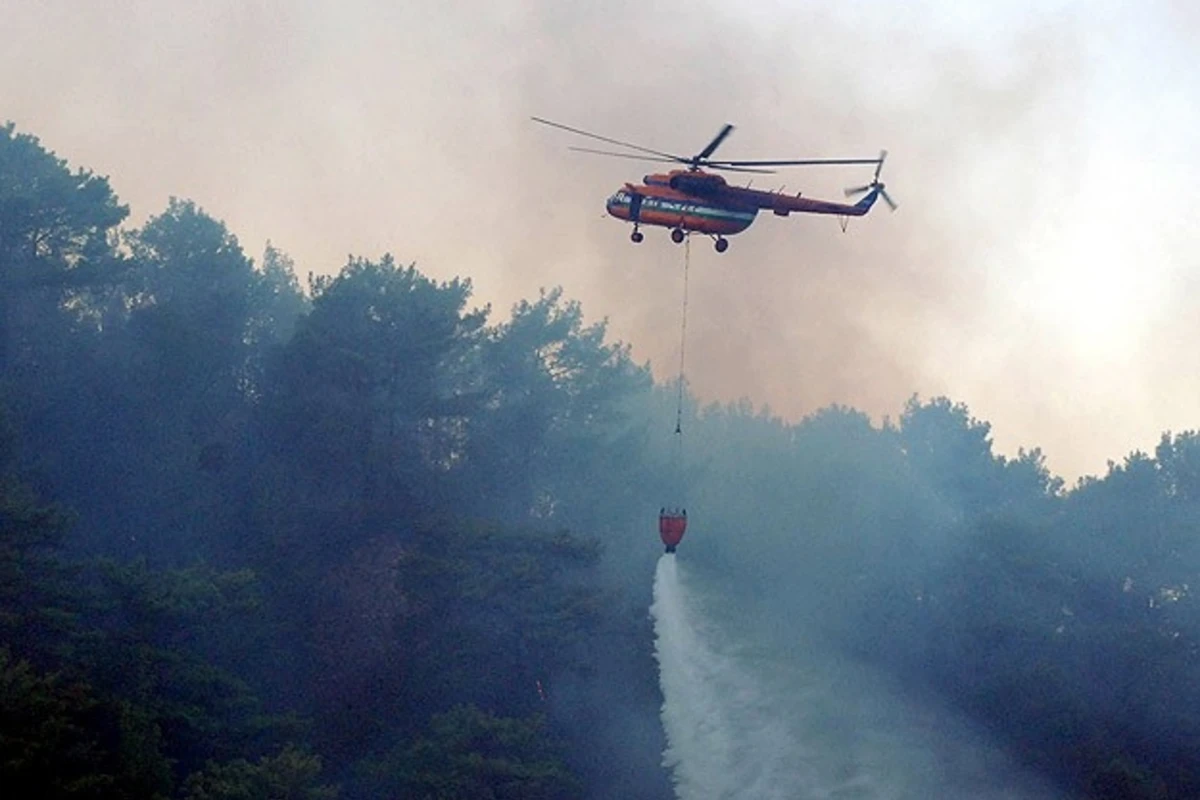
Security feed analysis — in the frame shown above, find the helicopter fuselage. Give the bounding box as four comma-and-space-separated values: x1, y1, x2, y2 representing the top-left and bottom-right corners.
606, 172, 757, 237
606, 169, 880, 243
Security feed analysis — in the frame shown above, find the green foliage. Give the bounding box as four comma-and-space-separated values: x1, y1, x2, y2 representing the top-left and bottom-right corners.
0, 127, 668, 800
80, 561, 290, 777
251, 242, 308, 350
0, 121, 128, 282
472, 286, 651, 521
360, 705, 579, 800
125, 198, 262, 407
375, 516, 606, 726
0, 472, 316, 796
96, 559, 260, 638
0, 121, 128, 372
0, 649, 174, 799
899, 395, 1004, 514
180, 746, 338, 800
861, 414, 1200, 799
264, 254, 487, 507
0, 404, 82, 660
24, 120, 1200, 800
0, 419, 300, 793
0, 648, 110, 797
675, 392, 1200, 799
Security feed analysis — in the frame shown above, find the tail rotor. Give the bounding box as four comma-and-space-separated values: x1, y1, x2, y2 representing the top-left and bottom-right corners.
844, 150, 897, 210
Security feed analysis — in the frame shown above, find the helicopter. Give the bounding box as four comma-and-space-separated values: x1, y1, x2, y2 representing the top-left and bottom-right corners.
532, 116, 896, 252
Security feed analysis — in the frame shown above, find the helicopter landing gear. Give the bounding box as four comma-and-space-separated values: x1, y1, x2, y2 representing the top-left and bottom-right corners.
714, 237, 729, 253
670, 228, 686, 244
631, 228, 644, 243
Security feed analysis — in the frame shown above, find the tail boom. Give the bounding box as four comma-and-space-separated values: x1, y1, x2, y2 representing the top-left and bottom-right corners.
732, 186, 878, 217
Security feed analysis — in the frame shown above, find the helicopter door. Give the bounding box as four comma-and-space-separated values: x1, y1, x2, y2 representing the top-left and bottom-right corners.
629, 192, 643, 222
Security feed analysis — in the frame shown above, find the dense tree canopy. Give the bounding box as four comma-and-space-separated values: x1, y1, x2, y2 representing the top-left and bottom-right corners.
5, 120, 1200, 799
0, 123, 127, 367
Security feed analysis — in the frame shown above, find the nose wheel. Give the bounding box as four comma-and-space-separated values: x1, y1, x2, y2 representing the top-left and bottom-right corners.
714, 237, 729, 253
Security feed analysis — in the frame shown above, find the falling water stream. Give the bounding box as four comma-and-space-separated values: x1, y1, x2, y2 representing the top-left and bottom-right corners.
650, 554, 1066, 800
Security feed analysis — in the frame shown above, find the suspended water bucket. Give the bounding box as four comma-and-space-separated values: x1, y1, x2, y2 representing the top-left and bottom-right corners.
659, 509, 687, 553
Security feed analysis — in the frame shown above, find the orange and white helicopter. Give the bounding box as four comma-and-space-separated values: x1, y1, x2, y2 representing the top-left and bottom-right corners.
533, 117, 895, 252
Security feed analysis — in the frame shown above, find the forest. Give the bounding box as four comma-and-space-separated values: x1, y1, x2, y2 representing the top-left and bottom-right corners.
3, 119, 1199, 799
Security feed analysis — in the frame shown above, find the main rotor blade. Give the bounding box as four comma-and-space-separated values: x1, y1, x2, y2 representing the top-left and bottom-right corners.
695, 123, 735, 161
706, 164, 776, 174
569, 147, 683, 165
531, 117, 684, 161
708, 157, 884, 167
569, 145, 775, 172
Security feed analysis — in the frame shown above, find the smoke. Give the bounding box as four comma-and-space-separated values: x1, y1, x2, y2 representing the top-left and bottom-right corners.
3, 0, 1199, 477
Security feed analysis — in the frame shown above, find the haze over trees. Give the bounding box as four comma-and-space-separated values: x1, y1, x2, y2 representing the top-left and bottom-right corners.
3, 120, 1199, 799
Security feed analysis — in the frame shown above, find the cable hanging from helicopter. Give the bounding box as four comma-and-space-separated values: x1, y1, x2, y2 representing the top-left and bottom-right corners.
531, 116, 895, 552
659, 234, 690, 554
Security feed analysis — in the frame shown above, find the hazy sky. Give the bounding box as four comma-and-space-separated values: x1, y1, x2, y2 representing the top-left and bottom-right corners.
5, 0, 1198, 481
